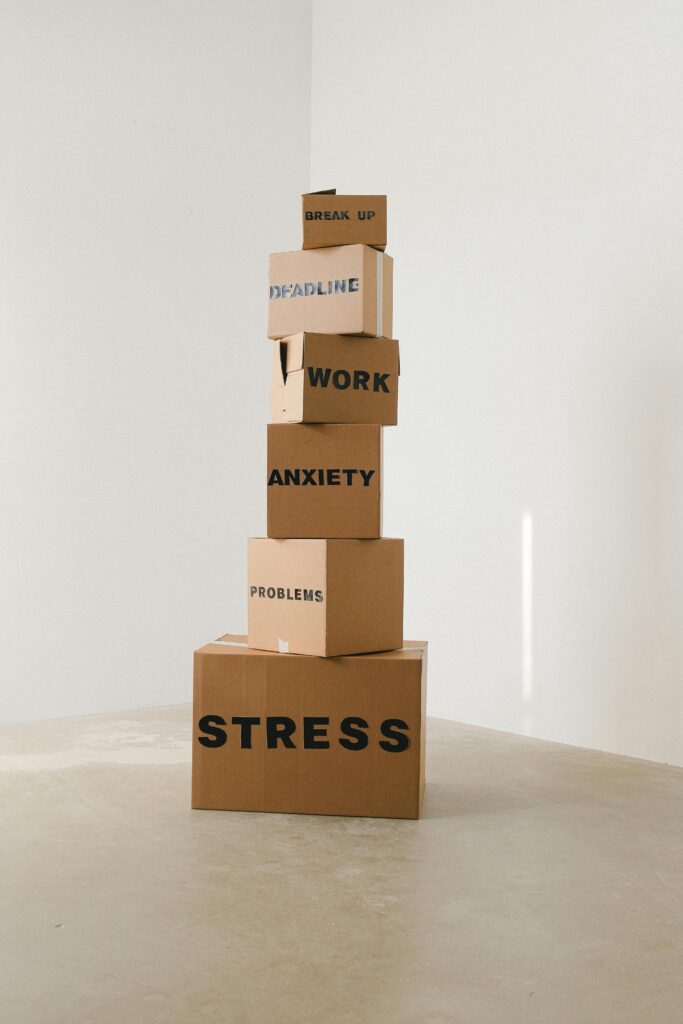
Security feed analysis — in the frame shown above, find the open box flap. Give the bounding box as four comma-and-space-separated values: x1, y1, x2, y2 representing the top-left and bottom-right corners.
274, 333, 306, 384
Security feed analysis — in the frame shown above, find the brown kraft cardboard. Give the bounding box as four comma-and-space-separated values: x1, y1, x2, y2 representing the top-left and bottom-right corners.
270, 333, 399, 425
268, 244, 393, 340
247, 537, 403, 657
267, 423, 382, 539
302, 190, 387, 251
192, 635, 426, 819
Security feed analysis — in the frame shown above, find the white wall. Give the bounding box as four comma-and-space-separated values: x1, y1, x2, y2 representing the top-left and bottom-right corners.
3, 1, 682, 767
311, 0, 683, 765
1, 1, 311, 722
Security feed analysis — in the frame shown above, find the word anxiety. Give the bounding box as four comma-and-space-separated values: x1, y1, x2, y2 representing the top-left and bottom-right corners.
268, 468, 375, 487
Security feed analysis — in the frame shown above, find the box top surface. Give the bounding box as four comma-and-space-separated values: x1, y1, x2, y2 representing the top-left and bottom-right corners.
247, 536, 401, 545
276, 333, 399, 374
196, 634, 426, 661
302, 189, 387, 200
269, 243, 391, 262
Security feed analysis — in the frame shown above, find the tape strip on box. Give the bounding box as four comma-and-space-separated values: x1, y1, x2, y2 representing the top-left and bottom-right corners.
376, 250, 383, 337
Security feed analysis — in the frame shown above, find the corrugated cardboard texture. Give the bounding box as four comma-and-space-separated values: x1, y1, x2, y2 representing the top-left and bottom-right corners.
267, 423, 382, 539
269, 333, 399, 425
268, 245, 393, 340
192, 635, 426, 818
302, 193, 387, 251
247, 538, 404, 657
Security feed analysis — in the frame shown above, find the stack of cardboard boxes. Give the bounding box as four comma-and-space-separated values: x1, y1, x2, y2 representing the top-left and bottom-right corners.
192, 191, 428, 819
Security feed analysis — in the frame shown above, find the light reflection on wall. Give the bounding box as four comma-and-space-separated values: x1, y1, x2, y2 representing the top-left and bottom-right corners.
522, 511, 534, 734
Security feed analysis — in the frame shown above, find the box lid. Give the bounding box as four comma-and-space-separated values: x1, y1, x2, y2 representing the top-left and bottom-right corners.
274, 333, 306, 383
197, 633, 426, 661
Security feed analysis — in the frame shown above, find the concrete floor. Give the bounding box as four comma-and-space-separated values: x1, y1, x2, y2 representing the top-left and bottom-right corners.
1, 709, 682, 1024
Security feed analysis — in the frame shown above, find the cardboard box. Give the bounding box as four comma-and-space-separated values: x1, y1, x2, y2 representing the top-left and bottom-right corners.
268, 244, 393, 340
302, 189, 387, 251
267, 423, 382, 539
270, 333, 399, 425
192, 634, 426, 819
248, 537, 403, 657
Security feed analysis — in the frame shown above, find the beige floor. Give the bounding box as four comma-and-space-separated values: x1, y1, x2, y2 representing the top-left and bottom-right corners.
1, 708, 681, 1024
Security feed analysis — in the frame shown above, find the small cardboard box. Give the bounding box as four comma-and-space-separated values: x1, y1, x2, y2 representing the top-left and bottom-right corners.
268, 244, 393, 340
192, 634, 426, 819
302, 189, 387, 251
248, 537, 403, 657
270, 333, 399, 425
267, 423, 382, 539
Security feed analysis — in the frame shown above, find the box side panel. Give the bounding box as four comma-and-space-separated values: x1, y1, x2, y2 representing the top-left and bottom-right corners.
362, 245, 377, 337
269, 371, 305, 423
302, 194, 387, 250
247, 538, 328, 656
192, 648, 421, 818
268, 248, 366, 339
266, 424, 382, 539
379, 426, 384, 537
303, 336, 399, 425
361, 247, 393, 339
325, 538, 403, 656
418, 644, 428, 814
382, 253, 393, 340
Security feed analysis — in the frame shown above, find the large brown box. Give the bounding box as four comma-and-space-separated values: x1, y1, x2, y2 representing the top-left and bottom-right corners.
267, 423, 382, 539
268, 244, 393, 340
270, 333, 399, 425
192, 634, 426, 819
302, 190, 387, 251
247, 537, 403, 657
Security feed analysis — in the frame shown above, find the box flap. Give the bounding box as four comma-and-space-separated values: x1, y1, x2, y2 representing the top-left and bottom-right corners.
274, 334, 306, 384
198, 631, 427, 660
303, 188, 337, 195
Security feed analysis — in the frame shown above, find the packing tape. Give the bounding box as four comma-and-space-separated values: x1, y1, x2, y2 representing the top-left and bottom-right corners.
278, 638, 290, 653
376, 250, 383, 337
